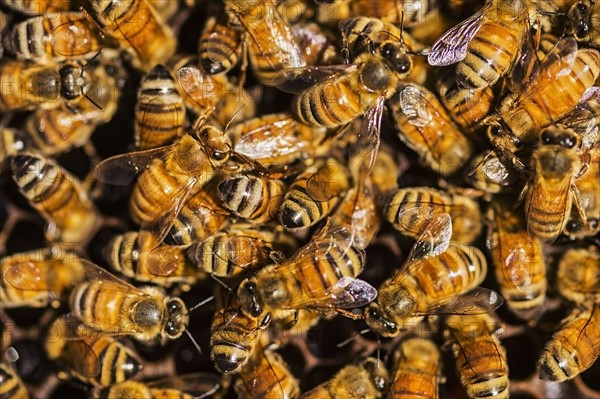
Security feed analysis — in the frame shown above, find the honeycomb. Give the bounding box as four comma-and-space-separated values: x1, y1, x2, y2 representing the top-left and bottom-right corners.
0, 1, 599, 398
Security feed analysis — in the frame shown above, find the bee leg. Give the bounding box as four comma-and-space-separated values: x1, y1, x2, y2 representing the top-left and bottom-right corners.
516, 182, 530, 209
335, 308, 363, 320
237, 37, 249, 89
571, 184, 590, 229
285, 310, 299, 329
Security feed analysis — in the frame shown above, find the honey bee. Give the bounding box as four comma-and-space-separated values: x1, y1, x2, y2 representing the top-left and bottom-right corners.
237, 222, 376, 322
0, 59, 92, 112
0, 0, 71, 15
444, 313, 509, 399
388, 336, 442, 399
95, 124, 240, 233
0, 128, 28, 167
0, 363, 29, 399
1, 247, 84, 308
538, 303, 600, 381
234, 346, 300, 399
92, 374, 221, 399
389, 83, 474, 176
466, 153, 514, 196
105, 230, 201, 287
135, 64, 186, 150
487, 197, 546, 320
300, 357, 388, 399
45, 315, 142, 387
3, 11, 108, 64
230, 113, 327, 169
279, 158, 351, 231
428, 0, 534, 90
364, 215, 502, 337
436, 68, 496, 133
556, 246, 600, 304
568, 0, 600, 49
518, 124, 590, 242
224, 0, 306, 85
69, 261, 189, 345
10, 152, 99, 242
85, 0, 176, 71
565, 144, 600, 238
217, 173, 287, 223
147, 224, 296, 279
170, 55, 256, 126
495, 37, 600, 143
211, 295, 271, 374
381, 187, 483, 245
25, 52, 124, 156
198, 13, 242, 75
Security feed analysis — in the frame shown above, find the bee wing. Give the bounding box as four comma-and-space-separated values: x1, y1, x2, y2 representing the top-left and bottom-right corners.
4, 259, 82, 291
94, 146, 171, 185
77, 259, 147, 296
146, 244, 190, 277
273, 64, 359, 94
176, 66, 217, 116
565, 87, 600, 150
348, 96, 385, 178
427, 8, 486, 66
51, 13, 105, 57
398, 84, 434, 127
504, 247, 534, 291
306, 160, 351, 202
382, 194, 452, 240
145, 373, 221, 398
417, 287, 504, 316
289, 222, 355, 265
398, 213, 453, 272
285, 275, 377, 310
523, 36, 578, 91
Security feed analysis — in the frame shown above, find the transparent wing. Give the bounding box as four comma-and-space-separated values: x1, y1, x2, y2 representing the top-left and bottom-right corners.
382, 192, 452, 239
348, 96, 385, 178
176, 66, 217, 115
427, 9, 486, 66
325, 276, 378, 308
94, 146, 171, 185
145, 244, 190, 277
77, 259, 147, 297
398, 84, 434, 128
305, 160, 350, 202
51, 13, 104, 57
4, 260, 64, 291
417, 287, 504, 316
273, 64, 358, 94
405, 213, 453, 265
504, 246, 534, 291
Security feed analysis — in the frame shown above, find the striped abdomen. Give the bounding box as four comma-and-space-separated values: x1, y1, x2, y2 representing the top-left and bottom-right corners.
91, 0, 175, 69
199, 15, 242, 75
10, 153, 97, 242
410, 243, 487, 304
389, 338, 441, 399
135, 64, 185, 150
234, 350, 300, 399
217, 174, 285, 222
503, 48, 600, 141
457, 21, 523, 89
0, 61, 60, 111
525, 177, 572, 242
0, 364, 29, 399
382, 187, 453, 239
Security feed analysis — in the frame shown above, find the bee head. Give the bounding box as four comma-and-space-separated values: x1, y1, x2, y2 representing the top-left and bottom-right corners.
196, 125, 232, 164
568, 1, 592, 40
364, 303, 398, 337
163, 297, 189, 340
380, 42, 412, 76
362, 358, 389, 393
237, 279, 264, 318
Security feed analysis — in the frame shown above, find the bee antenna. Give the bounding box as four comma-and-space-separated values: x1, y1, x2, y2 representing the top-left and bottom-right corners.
184, 329, 204, 355
336, 328, 371, 348
189, 295, 215, 312
210, 274, 232, 292
224, 104, 246, 133
399, 11, 406, 46
82, 91, 104, 111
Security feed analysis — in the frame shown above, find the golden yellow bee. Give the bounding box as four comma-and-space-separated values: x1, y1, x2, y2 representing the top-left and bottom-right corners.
556, 246, 600, 305
389, 83, 474, 176
568, 0, 600, 49
198, 13, 242, 75
538, 304, 600, 382
278, 158, 351, 231
381, 187, 483, 245
487, 198, 546, 320
566, 143, 600, 238
224, 0, 306, 85
45, 315, 142, 387
217, 173, 287, 223
134, 64, 186, 150
3, 11, 108, 64
210, 295, 271, 374
495, 37, 600, 144
300, 357, 388, 399
69, 262, 189, 345
364, 215, 501, 337
86, 0, 176, 71
25, 51, 124, 156
237, 222, 376, 322
10, 152, 99, 242
0, 363, 29, 399
428, 0, 534, 90
92, 374, 221, 399
0, 247, 85, 308
445, 314, 509, 399
388, 336, 442, 399
234, 347, 300, 399
0, 59, 92, 112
